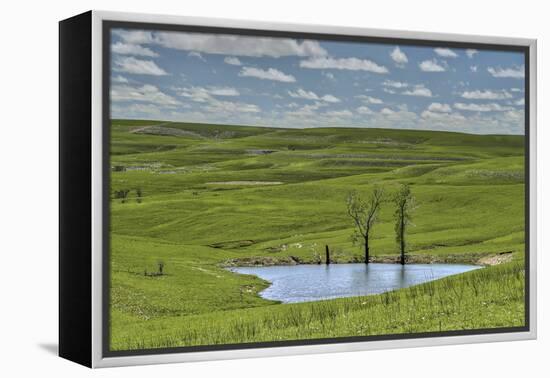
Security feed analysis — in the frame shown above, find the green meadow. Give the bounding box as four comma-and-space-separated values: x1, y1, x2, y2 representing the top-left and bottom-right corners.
109, 119, 526, 351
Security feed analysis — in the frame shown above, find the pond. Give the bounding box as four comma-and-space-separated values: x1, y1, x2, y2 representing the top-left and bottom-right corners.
229, 263, 482, 303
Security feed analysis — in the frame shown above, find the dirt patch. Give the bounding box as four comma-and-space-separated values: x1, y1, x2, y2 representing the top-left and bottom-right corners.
371, 254, 483, 265
264, 242, 304, 253
223, 252, 513, 267
371, 252, 509, 265
222, 255, 304, 267
477, 251, 513, 266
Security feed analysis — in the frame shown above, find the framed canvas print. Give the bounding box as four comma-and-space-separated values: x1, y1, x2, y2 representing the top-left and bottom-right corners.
59, 10, 537, 368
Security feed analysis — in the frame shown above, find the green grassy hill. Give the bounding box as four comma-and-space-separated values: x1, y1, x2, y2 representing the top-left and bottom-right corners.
109, 119, 526, 351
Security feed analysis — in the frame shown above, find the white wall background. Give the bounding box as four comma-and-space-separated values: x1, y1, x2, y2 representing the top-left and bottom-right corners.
0, 0, 546, 376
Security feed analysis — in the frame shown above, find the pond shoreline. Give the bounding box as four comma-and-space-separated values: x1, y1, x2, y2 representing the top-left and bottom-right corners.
221, 251, 514, 268
228, 263, 484, 304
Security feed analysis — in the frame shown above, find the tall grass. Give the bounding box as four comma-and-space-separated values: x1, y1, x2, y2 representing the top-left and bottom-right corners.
112, 260, 525, 350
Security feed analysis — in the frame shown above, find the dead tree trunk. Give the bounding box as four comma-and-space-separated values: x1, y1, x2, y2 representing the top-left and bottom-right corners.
400, 214, 405, 265
364, 236, 369, 264
325, 245, 330, 265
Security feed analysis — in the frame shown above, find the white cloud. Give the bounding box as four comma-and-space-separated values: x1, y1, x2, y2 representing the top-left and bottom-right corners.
224, 56, 242, 66
402, 85, 433, 97
177, 88, 210, 103
113, 30, 155, 44
285, 102, 327, 117
177, 86, 240, 103
112, 103, 163, 117
461, 90, 513, 100
325, 110, 353, 118
356, 106, 373, 115
111, 84, 179, 106
373, 106, 419, 125
510, 88, 523, 92
288, 88, 340, 103
173, 85, 260, 115
470, 65, 478, 73
381, 82, 432, 97
419, 59, 446, 72
205, 100, 260, 113
239, 67, 296, 82
466, 49, 478, 58
188, 51, 206, 61
112, 75, 128, 83
171, 85, 261, 117
383, 80, 409, 88
115, 30, 328, 58
454, 102, 512, 112
427, 103, 452, 113
113, 57, 168, 76
487, 66, 525, 79
503, 109, 524, 121
390, 47, 408, 66
275, 100, 522, 134
356, 95, 383, 104
288, 89, 320, 100
300, 57, 388, 73
434, 48, 458, 58
421, 110, 465, 121
111, 42, 158, 57
322, 94, 341, 103
515, 98, 525, 106
207, 87, 240, 96
323, 72, 335, 80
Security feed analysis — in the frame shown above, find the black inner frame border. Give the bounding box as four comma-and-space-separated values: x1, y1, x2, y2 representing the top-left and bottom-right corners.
102, 19, 531, 358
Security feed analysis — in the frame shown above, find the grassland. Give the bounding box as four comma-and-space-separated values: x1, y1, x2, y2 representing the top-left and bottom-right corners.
109, 119, 526, 351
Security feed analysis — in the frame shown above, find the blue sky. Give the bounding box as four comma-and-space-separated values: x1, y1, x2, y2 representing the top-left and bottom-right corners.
110, 28, 526, 135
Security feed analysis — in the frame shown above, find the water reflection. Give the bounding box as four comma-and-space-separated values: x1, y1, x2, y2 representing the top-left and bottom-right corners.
229, 263, 481, 304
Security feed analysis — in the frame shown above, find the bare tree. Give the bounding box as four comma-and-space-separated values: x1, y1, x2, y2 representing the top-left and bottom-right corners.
346, 187, 384, 264
393, 184, 415, 265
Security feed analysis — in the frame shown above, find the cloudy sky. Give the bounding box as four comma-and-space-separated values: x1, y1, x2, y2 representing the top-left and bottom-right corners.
110, 28, 526, 135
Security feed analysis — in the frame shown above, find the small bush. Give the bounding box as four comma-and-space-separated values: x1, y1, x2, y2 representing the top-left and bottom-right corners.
113, 189, 130, 203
